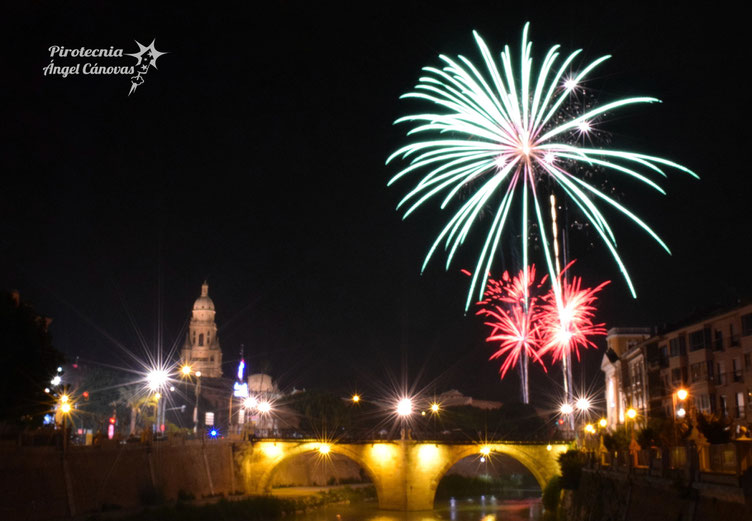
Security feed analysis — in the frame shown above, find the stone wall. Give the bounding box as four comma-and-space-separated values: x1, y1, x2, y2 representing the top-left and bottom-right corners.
563, 469, 752, 521
0, 440, 237, 521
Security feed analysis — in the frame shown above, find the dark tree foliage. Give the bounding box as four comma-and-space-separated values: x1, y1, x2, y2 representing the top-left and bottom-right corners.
438, 402, 548, 440
0, 291, 65, 425
694, 412, 731, 444
557, 449, 586, 489
286, 390, 353, 434
73, 365, 133, 432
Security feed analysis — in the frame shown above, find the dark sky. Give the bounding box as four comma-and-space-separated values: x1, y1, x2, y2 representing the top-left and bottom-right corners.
2, 2, 750, 406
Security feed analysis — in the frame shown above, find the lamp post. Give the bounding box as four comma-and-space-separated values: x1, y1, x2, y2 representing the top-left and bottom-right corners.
397, 398, 413, 440
59, 388, 71, 454
193, 370, 202, 434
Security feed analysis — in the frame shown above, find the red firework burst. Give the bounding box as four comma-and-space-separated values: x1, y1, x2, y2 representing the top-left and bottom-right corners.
476, 266, 547, 377
538, 269, 610, 362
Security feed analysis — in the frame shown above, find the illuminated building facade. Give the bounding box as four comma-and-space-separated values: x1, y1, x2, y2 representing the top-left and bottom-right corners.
601, 303, 752, 436
601, 328, 652, 429
180, 281, 223, 377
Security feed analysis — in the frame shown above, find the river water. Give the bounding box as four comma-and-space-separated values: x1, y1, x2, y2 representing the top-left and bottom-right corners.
293, 497, 542, 521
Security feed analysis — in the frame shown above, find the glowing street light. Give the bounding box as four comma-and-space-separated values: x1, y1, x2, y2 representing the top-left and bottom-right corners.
352, 394, 360, 403
480, 446, 491, 456
257, 401, 271, 414
626, 408, 637, 420
676, 407, 686, 418
244, 396, 258, 409
599, 418, 607, 428
584, 423, 595, 434
430, 402, 440, 413
181, 365, 192, 376
147, 369, 169, 392
576, 398, 591, 412
318, 443, 331, 455
397, 398, 413, 417
560, 403, 574, 415
676, 388, 688, 401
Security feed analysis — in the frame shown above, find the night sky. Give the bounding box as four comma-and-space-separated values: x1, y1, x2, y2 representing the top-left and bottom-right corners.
3, 2, 750, 406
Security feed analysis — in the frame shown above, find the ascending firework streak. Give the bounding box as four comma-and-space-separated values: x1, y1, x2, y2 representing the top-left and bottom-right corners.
387, 23, 696, 312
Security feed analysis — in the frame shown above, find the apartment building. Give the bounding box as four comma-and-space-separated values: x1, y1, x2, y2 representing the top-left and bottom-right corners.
601, 303, 752, 435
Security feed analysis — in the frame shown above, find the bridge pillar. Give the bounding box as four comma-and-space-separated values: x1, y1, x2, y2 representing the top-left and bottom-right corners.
364, 441, 449, 510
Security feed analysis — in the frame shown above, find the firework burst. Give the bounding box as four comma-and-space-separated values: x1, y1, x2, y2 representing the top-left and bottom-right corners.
476, 266, 547, 378
538, 267, 610, 363
387, 23, 696, 310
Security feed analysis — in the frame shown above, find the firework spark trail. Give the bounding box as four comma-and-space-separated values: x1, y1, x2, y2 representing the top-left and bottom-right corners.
475, 266, 547, 401
388, 23, 696, 310
538, 266, 610, 363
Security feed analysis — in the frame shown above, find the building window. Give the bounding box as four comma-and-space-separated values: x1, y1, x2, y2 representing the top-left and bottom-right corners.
742, 313, 752, 336
659, 345, 669, 367
199, 333, 204, 346
669, 336, 686, 356
698, 394, 711, 413
736, 392, 746, 418
690, 362, 707, 383
689, 330, 706, 351
730, 323, 740, 347
720, 395, 728, 417
717, 361, 727, 385
745, 353, 752, 369
671, 368, 682, 384
205, 412, 215, 426
732, 359, 742, 382
713, 330, 724, 351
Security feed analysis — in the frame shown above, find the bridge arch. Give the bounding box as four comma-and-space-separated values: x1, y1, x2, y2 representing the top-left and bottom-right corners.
432, 443, 562, 495
251, 441, 383, 502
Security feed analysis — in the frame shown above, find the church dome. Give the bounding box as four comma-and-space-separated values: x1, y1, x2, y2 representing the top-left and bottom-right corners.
193, 282, 215, 311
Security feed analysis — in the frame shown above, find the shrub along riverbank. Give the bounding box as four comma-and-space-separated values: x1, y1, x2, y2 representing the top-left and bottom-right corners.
85, 486, 377, 521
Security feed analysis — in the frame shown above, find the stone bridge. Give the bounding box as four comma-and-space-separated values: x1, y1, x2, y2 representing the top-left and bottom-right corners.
237, 439, 568, 510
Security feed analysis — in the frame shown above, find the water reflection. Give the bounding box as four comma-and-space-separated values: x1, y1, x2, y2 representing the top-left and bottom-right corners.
293, 497, 542, 521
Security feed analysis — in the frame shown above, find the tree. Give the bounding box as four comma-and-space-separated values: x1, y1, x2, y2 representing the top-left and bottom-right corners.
0, 290, 65, 425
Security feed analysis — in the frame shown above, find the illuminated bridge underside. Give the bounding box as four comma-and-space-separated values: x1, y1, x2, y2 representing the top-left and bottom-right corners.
239, 440, 567, 511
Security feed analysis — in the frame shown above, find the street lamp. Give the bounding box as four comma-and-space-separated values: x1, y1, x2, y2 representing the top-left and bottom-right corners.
59, 390, 72, 454
351, 394, 360, 403
397, 398, 413, 417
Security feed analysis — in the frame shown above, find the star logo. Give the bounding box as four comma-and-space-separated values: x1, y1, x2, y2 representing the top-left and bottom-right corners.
126, 39, 168, 95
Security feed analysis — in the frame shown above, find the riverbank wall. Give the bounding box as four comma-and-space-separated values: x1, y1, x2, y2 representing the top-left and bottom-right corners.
0, 440, 237, 521
562, 468, 752, 520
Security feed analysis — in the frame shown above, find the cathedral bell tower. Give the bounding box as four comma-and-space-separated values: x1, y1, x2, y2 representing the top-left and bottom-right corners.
181, 281, 223, 377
